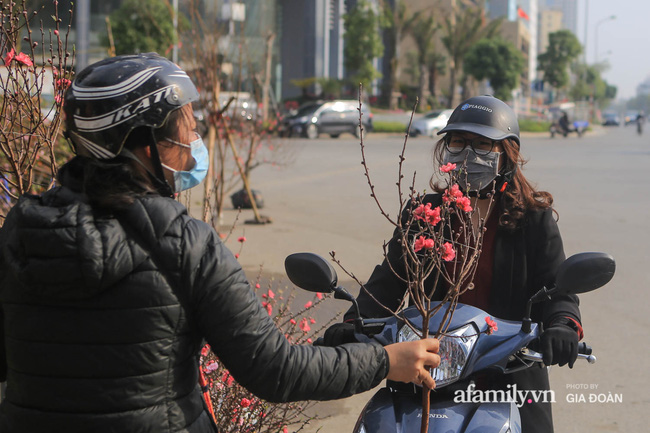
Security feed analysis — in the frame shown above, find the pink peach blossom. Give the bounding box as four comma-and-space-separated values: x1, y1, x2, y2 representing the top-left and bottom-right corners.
440, 242, 456, 261
456, 196, 473, 212
414, 236, 435, 253
440, 163, 457, 173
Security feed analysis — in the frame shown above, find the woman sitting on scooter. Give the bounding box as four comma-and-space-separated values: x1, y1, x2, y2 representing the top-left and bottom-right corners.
0, 53, 441, 433
325, 95, 584, 433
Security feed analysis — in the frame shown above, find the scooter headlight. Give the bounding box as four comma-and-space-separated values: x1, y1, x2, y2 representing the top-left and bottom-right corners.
398, 324, 478, 388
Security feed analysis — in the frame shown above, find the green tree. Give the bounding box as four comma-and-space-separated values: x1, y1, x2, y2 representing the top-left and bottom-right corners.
464, 38, 524, 101
570, 63, 617, 112
408, 13, 440, 109
426, 52, 447, 108
343, 0, 386, 89
104, 0, 183, 56
537, 30, 582, 90
441, 6, 502, 107
382, 0, 412, 109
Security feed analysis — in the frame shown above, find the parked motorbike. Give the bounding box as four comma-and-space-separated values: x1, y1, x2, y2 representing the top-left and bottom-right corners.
284, 252, 615, 433
549, 121, 587, 138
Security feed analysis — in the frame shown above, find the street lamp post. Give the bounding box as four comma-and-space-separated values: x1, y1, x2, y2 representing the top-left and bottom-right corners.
595, 15, 616, 64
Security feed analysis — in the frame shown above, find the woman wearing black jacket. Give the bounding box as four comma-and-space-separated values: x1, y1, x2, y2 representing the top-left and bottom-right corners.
0, 54, 440, 432
326, 96, 584, 433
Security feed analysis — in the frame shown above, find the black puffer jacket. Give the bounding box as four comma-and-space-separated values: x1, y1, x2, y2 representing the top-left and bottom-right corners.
0, 186, 388, 432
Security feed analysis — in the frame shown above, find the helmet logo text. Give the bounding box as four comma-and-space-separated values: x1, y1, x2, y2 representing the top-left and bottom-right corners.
461, 103, 493, 113
73, 86, 174, 133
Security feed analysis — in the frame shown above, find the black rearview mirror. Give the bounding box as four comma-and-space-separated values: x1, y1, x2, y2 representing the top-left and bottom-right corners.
284, 252, 338, 293
555, 252, 616, 295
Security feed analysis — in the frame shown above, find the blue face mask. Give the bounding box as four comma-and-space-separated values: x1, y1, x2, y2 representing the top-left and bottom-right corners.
161, 134, 209, 192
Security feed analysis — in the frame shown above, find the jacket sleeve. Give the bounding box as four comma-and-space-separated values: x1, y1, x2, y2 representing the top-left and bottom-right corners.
529, 208, 581, 327
185, 222, 388, 403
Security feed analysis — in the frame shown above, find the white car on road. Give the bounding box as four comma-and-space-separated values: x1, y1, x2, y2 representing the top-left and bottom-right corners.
410, 109, 454, 137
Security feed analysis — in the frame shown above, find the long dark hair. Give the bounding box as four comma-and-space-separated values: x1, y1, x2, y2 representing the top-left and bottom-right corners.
430, 136, 555, 231
58, 106, 191, 211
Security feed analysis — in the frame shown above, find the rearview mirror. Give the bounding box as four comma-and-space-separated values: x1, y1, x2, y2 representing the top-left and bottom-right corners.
284, 252, 338, 293
555, 252, 615, 295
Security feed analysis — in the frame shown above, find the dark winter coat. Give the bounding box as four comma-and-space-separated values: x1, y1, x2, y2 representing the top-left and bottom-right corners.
345, 193, 581, 433
0, 184, 388, 432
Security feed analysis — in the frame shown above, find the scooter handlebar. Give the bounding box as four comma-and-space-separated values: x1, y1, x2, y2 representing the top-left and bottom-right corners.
521, 343, 596, 365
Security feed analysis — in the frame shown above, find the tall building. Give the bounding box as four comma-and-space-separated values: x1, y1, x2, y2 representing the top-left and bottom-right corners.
540, 0, 578, 36
538, 8, 563, 53
500, 19, 531, 96
486, 0, 538, 96
486, 0, 518, 21
279, 0, 348, 99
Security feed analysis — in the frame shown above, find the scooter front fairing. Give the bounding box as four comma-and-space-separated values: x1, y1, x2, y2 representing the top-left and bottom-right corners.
355, 387, 520, 433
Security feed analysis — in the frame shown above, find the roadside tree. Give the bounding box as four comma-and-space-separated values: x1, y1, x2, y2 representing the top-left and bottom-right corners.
464, 38, 524, 101
104, 0, 186, 56
537, 30, 582, 98
343, 0, 386, 90
441, 6, 501, 107
381, 0, 411, 109
570, 63, 617, 107
408, 13, 440, 110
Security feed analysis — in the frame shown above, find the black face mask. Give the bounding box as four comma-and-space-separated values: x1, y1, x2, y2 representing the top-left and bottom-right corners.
442, 148, 500, 191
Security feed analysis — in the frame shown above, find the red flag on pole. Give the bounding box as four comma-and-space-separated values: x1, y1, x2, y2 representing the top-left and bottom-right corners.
517, 7, 530, 21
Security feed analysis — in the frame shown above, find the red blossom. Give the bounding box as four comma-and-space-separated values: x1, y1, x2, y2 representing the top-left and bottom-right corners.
14, 52, 33, 67
440, 242, 456, 261
456, 196, 473, 212
240, 398, 251, 408
237, 236, 246, 243
56, 78, 71, 89
414, 236, 435, 253
427, 206, 441, 226
307, 338, 312, 343
4, 48, 15, 66
290, 318, 296, 325
485, 316, 498, 335
310, 318, 316, 324
267, 289, 275, 299
316, 292, 323, 300
262, 301, 272, 316
54, 29, 59, 36
255, 283, 261, 289
200, 345, 210, 356
443, 184, 464, 203
304, 301, 312, 309
440, 163, 457, 173
299, 318, 311, 332
413, 203, 442, 226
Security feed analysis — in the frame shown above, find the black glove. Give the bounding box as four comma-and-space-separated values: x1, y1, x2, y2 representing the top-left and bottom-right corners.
540, 323, 579, 368
322, 322, 356, 346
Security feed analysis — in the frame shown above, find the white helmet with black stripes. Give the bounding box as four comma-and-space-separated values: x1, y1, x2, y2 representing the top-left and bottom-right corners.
63, 53, 199, 159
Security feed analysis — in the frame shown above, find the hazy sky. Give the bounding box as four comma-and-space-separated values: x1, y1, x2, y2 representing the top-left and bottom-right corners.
577, 0, 650, 99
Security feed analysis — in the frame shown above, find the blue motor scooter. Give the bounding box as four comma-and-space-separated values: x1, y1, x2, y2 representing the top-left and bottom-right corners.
284, 252, 615, 433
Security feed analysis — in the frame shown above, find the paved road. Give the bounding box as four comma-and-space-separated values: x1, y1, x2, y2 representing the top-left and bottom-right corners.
209, 125, 648, 432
